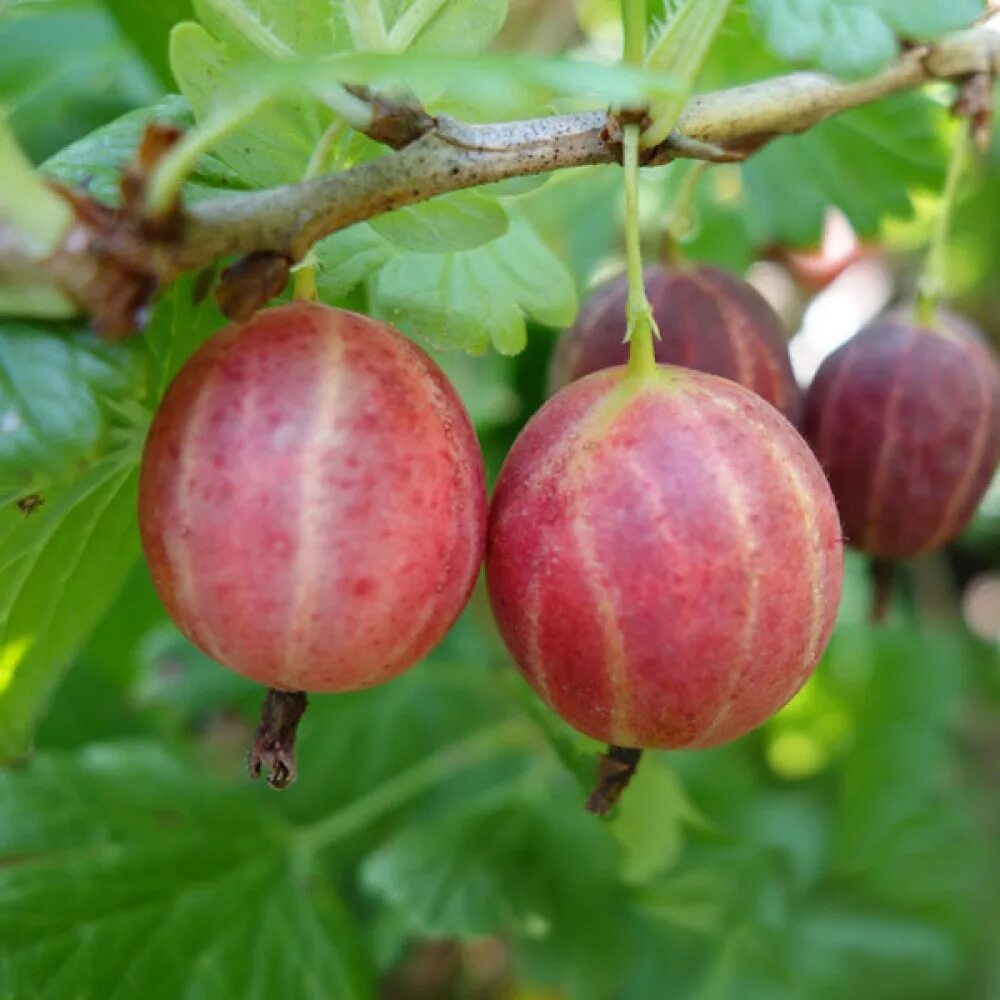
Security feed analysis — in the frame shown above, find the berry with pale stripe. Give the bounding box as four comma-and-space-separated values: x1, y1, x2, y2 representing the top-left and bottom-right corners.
803, 311, 1000, 559
139, 303, 487, 698
548, 265, 801, 422
486, 367, 843, 751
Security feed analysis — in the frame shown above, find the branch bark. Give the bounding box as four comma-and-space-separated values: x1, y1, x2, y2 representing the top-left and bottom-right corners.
178, 26, 1000, 269
4, 24, 1000, 331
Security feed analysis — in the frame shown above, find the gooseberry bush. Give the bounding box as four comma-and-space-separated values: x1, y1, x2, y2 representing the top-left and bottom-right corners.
1, 0, 999, 997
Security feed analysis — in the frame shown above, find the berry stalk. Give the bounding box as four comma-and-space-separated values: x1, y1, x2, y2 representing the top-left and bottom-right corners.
916, 128, 970, 325
621, 0, 658, 381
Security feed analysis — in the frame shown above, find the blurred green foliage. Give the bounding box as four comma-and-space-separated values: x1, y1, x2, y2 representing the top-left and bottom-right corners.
0, 1, 998, 997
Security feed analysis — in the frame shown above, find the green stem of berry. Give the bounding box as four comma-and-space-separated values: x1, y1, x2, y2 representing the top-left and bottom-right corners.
916, 128, 970, 325
622, 0, 658, 381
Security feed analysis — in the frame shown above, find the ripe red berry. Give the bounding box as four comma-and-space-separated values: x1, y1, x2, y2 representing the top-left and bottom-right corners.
486, 368, 843, 752
803, 310, 1000, 558
139, 303, 487, 694
549, 265, 800, 421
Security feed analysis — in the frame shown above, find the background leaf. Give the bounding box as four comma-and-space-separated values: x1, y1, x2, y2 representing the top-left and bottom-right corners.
0, 458, 140, 760
385, 0, 509, 54
372, 214, 577, 354
0, 742, 373, 997
0, 321, 146, 499
102, 0, 193, 85
371, 191, 510, 254
0, 0, 159, 162
748, 0, 982, 77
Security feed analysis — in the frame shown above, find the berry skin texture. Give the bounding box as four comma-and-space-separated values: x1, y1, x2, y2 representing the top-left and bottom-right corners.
803, 311, 1000, 559
486, 367, 843, 750
139, 303, 487, 693
549, 265, 801, 422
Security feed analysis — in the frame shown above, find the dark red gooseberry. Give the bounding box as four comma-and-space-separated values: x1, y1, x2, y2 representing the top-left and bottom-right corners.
548, 264, 801, 421
803, 310, 1000, 559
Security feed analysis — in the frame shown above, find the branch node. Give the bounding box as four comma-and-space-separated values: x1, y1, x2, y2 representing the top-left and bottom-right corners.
345, 84, 436, 149
601, 109, 651, 164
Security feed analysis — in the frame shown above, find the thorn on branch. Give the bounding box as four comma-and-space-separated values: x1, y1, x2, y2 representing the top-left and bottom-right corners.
215, 252, 291, 322
345, 84, 436, 149
600, 109, 651, 164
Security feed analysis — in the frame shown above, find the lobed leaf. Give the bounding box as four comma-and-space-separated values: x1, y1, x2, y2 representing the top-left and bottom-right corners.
40, 95, 246, 204
371, 190, 510, 253
0, 458, 140, 761
0, 742, 373, 997
748, 0, 982, 77
387, 0, 509, 54
371, 215, 577, 355
0, 320, 146, 500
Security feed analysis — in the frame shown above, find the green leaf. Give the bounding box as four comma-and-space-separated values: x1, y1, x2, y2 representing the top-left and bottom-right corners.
103, 0, 193, 85
192, 0, 351, 58
371, 191, 509, 253
385, 0, 509, 54
41, 95, 246, 204
170, 21, 326, 187
0, 742, 373, 997
141, 272, 229, 402
0, 282, 76, 322
610, 755, 697, 884
0, 2, 158, 162
871, 0, 983, 38
517, 166, 621, 287
643, 0, 732, 147
0, 271, 226, 757
748, 0, 981, 76
0, 458, 140, 760
0, 111, 71, 258
372, 215, 576, 355
734, 91, 945, 246
792, 905, 961, 998
818, 5, 896, 79
34, 563, 167, 751
313, 224, 397, 301
0, 320, 146, 499
362, 782, 634, 997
